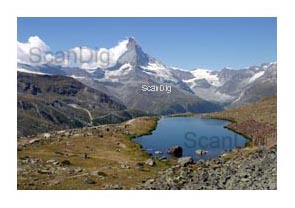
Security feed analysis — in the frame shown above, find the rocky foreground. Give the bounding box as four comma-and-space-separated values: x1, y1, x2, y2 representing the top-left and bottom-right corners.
137, 147, 276, 190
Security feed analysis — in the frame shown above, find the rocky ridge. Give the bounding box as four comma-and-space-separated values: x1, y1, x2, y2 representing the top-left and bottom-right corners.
137, 147, 276, 190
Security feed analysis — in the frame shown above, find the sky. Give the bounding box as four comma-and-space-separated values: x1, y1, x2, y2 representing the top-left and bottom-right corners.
17, 17, 277, 70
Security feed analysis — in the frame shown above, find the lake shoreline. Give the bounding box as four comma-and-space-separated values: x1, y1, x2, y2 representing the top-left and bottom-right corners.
134, 116, 248, 161
138, 97, 276, 189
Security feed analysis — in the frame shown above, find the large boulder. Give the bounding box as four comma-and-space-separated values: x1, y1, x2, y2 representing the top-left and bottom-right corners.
43, 133, 51, 139
145, 159, 155, 166
177, 156, 194, 167
167, 146, 183, 157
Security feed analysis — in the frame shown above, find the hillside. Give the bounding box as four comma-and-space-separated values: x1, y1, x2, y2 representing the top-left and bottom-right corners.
207, 96, 277, 147
17, 72, 149, 137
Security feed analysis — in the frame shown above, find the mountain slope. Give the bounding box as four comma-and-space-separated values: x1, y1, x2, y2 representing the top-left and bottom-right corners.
92, 38, 222, 114
178, 63, 277, 107
17, 72, 136, 137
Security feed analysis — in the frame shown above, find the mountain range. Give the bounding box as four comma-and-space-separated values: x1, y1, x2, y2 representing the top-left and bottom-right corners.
17, 37, 277, 136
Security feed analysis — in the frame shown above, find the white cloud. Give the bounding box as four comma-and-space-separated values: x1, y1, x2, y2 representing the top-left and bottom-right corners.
17, 36, 130, 71
108, 39, 128, 64
65, 39, 129, 71
17, 36, 52, 65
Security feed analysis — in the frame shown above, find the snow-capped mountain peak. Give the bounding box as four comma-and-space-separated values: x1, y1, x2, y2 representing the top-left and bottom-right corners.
186, 68, 221, 87
116, 37, 150, 67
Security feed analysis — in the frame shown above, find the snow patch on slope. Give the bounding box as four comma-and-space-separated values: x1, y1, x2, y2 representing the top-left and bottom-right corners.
248, 71, 265, 83
104, 63, 133, 81
183, 78, 197, 88
70, 75, 86, 79
141, 62, 178, 82
17, 67, 48, 75
169, 66, 187, 71
185, 69, 221, 87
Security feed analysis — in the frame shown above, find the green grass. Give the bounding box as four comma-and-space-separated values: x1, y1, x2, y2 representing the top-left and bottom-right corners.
17, 117, 174, 190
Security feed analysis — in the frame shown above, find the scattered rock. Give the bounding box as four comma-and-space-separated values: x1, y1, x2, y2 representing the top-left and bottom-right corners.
43, 133, 51, 139
50, 180, 60, 186
56, 130, 65, 135
84, 178, 96, 184
61, 160, 72, 166
55, 151, 65, 156
167, 146, 183, 157
28, 139, 41, 145
195, 149, 208, 156
46, 159, 60, 166
145, 159, 155, 166
136, 162, 145, 171
105, 184, 123, 190
137, 147, 277, 190
120, 162, 130, 169
83, 153, 89, 159
75, 167, 83, 173
159, 156, 167, 161
38, 169, 52, 174
97, 171, 108, 177
177, 157, 194, 167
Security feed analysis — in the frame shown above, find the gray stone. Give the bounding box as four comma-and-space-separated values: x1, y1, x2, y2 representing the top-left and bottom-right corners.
43, 133, 51, 139
120, 162, 130, 169
177, 157, 194, 167
84, 178, 96, 184
136, 147, 277, 190
167, 146, 183, 157
46, 159, 60, 165
145, 159, 155, 166
61, 160, 72, 166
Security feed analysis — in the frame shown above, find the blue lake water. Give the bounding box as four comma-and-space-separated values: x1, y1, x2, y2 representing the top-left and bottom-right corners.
134, 117, 248, 160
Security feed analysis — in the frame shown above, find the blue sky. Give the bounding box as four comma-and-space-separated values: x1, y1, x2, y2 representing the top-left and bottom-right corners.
17, 17, 277, 70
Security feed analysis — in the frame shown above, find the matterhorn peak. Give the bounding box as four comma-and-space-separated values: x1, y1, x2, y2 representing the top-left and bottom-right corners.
125, 37, 140, 50
127, 37, 137, 44
116, 37, 150, 66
